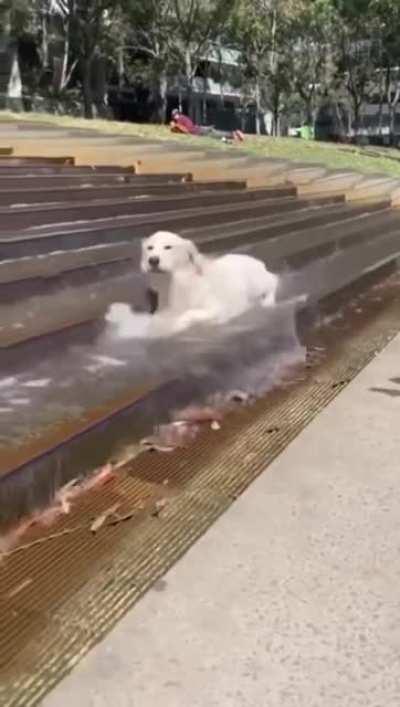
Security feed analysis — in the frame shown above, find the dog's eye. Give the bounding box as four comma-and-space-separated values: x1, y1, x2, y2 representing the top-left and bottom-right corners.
147, 245, 154, 251
164, 245, 172, 250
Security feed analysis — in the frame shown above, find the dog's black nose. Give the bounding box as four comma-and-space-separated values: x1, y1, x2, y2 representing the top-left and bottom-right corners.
148, 256, 160, 268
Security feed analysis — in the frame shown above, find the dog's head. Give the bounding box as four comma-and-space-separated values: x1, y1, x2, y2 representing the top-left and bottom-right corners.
141, 231, 203, 275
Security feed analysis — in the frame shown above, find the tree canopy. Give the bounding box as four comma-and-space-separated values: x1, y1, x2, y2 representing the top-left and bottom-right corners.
1, 0, 399, 136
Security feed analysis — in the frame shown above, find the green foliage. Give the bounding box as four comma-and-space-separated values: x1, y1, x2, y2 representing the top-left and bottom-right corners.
2, 0, 400, 132
0, 0, 34, 36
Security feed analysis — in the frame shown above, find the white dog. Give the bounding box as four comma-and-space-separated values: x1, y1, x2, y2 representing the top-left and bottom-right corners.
140, 230, 279, 333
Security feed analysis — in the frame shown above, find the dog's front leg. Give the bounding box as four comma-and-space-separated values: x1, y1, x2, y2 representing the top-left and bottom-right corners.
146, 288, 158, 314
148, 273, 170, 312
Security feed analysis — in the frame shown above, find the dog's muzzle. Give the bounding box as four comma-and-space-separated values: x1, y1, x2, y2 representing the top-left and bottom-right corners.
148, 255, 161, 272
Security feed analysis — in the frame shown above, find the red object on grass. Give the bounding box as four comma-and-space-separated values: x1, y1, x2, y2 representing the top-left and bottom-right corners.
171, 112, 200, 135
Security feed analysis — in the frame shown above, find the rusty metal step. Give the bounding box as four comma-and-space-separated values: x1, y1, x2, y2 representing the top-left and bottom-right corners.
0, 156, 75, 166
0, 164, 136, 175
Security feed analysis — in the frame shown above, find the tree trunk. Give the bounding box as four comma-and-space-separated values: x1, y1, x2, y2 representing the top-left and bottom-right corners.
270, 81, 281, 137
272, 103, 280, 136
60, 35, 69, 91
202, 76, 207, 124
184, 47, 194, 119
218, 57, 224, 108
53, 4, 77, 95
377, 66, 389, 137
159, 70, 168, 123
302, 96, 310, 126
352, 99, 361, 138
117, 43, 124, 88
53, 34, 70, 93
149, 71, 168, 124
83, 57, 94, 119
92, 54, 108, 119
388, 102, 394, 142
41, 10, 49, 69
306, 90, 314, 126
0, 39, 23, 111
390, 96, 400, 143
0, 15, 22, 111
333, 100, 347, 142
254, 78, 261, 136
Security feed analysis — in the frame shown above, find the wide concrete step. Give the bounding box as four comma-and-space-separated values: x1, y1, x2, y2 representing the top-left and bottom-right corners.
0, 201, 383, 284
0, 194, 344, 259
0, 201, 382, 292
0, 179, 249, 206
135, 153, 290, 185
0, 188, 317, 233
10, 140, 208, 164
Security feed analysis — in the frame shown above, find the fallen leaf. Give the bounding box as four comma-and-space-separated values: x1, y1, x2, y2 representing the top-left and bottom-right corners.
83, 464, 115, 491
33, 504, 64, 528
141, 439, 175, 453
141, 420, 199, 452
59, 497, 71, 514
90, 503, 120, 534
110, 510, 137, 526
151, 498, 169, 517
6, 577, 33, 599
59, 478, 80, 493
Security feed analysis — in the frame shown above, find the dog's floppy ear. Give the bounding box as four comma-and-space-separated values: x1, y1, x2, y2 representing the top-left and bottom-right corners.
186, 239, 203, 275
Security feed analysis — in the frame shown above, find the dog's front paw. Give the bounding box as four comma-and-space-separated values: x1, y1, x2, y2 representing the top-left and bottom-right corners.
261, 293, 276, 308
173, 313, 195, 333
105, 302, 132, 323
174, 309, 211, 332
